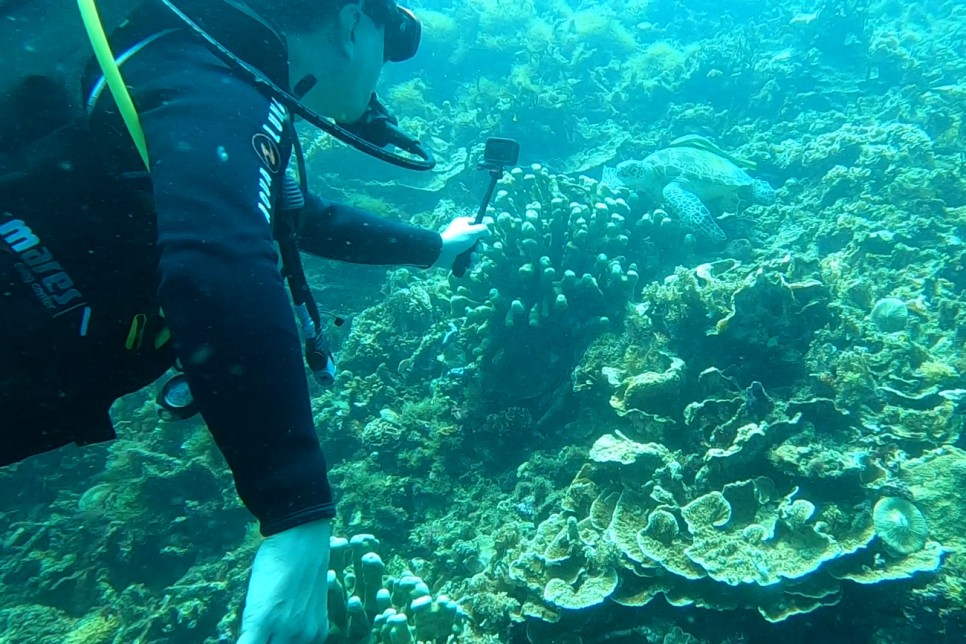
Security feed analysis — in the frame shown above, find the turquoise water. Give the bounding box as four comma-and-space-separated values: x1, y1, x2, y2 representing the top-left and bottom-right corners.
2, 0, 966, 641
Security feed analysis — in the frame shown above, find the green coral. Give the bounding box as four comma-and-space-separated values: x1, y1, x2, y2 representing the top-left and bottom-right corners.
542, 566, 618, 610
498, 354, 947, 633
326, 533, 468, 643
442, 165, 655, 408
870, 297, 910, 333
873, 497, 930, 555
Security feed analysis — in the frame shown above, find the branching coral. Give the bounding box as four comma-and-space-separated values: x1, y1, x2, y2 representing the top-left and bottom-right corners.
320, 533, 468, 642
441, 165, 656, 408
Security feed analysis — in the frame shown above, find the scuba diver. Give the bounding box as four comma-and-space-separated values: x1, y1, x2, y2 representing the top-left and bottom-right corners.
0, 0, 487, 640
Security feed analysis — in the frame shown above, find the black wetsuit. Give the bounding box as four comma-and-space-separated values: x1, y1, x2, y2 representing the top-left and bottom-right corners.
0, 9, 441, 535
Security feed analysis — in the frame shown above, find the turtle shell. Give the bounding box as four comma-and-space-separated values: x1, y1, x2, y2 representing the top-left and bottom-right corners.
645, 147, 755, 199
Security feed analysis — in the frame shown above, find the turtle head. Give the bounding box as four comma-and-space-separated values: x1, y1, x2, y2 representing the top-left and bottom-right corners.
615, 159, 658, 190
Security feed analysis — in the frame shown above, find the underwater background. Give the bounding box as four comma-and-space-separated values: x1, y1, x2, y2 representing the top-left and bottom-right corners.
3, 0, 966, 641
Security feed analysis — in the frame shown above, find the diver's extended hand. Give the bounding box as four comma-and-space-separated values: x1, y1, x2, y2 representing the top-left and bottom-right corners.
432, 215, 490, 270
237, 518, 331, 644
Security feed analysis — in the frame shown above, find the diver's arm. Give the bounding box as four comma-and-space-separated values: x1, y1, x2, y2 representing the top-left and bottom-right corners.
121, 40, 334, 536
296, 193, 442, 267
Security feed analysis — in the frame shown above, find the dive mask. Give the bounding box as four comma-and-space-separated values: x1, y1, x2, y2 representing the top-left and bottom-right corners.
383, 5, 420, 62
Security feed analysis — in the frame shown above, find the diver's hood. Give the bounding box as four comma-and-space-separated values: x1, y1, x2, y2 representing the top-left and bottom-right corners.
94, 0, 434, 170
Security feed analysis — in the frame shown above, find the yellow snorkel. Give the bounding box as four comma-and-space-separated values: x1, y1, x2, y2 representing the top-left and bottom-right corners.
76, 0, 150, 169
77, 0, 171, 353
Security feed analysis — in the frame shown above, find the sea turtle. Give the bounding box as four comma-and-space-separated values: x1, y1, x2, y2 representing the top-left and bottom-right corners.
607, 136, 775, 241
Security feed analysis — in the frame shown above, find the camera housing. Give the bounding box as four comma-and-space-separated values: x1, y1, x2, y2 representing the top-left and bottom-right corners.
451, 135, 522, 277
483, 137, 520, 167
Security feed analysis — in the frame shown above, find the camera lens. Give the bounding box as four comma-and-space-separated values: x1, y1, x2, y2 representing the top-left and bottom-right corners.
157, 374, 200, 420
162, 375, 193, 409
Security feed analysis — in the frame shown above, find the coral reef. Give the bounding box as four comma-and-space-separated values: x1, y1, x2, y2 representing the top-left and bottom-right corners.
499, 367, 944, 633
441, 164, 652, 411
325, 533, 467, 643
4, 0, 966, 642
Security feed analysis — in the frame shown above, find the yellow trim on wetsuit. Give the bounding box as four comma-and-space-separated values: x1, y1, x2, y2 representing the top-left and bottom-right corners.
78, 0, 176, 350
125, 313, 146, 349
154, 326, 172, 349
154, 309, 171, 348
124, 312, 171, 351
77, 0, 150, 169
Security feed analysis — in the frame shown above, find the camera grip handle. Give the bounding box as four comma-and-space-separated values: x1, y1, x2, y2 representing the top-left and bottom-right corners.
451, 167, 503, 278
451, 242, 477, 277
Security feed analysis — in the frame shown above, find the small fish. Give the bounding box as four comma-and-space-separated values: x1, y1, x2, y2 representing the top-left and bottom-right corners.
441, 321, 458, 345
789, 10, 821, 26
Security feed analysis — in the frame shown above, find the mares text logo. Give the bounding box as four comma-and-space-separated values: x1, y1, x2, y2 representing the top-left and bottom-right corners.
1, 219, 91, 334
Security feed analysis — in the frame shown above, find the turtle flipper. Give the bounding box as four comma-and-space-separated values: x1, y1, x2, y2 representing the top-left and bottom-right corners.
601, 165, 625, 188
752, 179, 776, 205
663, 182, 726, 241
